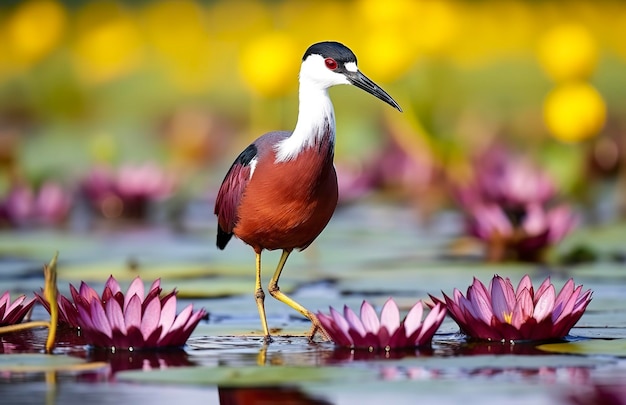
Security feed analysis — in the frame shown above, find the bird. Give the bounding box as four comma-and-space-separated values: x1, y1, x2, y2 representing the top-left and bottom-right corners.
214, 41, 402, 342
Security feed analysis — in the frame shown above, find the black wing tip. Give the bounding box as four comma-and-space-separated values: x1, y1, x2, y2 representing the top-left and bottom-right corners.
216, 227, 233, 250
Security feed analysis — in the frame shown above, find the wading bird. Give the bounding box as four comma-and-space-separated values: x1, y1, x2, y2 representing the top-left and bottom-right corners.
215, 41, 401, 342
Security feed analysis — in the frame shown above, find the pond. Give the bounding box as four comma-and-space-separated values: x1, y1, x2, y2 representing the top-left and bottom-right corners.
0, 202, 625, 405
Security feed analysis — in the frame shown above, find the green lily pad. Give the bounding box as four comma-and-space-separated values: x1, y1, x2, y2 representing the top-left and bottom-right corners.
0, 231, 96, 261
538, 338, 626, 356
58, 262, 210, 282
116, 365, 372, 386
557, 223, 626, 259
0, 354, 108, 373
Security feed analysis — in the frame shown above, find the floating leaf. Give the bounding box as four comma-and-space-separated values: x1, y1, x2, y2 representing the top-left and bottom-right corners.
116, 365, 372, 386
0, 354, 108, 373
538, 339, 626, 356
58, 262, 210, 282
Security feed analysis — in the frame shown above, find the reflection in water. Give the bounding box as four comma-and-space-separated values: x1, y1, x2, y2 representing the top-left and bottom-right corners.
218, 386, 333, 405
326, 346, 434, 363
449, 340, 552, 356
566, 379, 626, 405
86, 348, 197, 374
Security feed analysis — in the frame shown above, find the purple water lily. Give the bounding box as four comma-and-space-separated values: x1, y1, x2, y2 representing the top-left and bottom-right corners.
456, 148, 577, 262
431, 274, 592, 342
467, 202, 577, 262
317, 298, 446, 350
0, 182, 71, 228
39, 276, 206, 350
81, 164, 175, 220
0, 291, 35, 326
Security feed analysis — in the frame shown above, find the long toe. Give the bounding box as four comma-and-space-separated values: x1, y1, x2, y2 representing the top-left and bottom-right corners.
307, 317, 331, 342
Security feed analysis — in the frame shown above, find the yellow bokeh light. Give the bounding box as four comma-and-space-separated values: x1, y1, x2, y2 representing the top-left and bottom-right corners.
208, 0, 273, 44
538, 23, 598, 82
72, 0, 143, 84
359, 29, 418, 83
5, 0, 66, 66
141, 0, 213, 91
238, 32, 300, 98
543, 82, 606, 143
409, 0, 459, 56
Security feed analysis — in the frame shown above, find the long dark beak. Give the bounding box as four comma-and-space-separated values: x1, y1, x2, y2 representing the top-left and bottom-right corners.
346, 71, 402, 112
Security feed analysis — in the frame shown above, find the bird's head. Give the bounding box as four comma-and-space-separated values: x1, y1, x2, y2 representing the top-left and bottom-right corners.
300, 41, 402, 112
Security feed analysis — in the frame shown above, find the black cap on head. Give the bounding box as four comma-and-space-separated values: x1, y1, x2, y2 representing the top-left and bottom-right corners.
303, 41, 357, 65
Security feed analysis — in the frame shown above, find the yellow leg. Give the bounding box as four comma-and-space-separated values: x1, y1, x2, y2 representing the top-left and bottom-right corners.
254, 252, 272, 342
268, 250, 330, 342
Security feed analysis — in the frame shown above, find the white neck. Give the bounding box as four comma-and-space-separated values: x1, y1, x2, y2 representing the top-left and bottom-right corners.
274, 80, 336, 162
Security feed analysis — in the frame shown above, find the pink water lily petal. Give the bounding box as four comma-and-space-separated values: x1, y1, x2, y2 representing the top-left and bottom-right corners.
149, 278, 161, 293
89, 299, 112, 339
553, 279, 575, 318
318, 312, 352, 347
0, 292, 10, 309
124, 294, 142, 331
553, 285, 580, 324
574, 290, 593, 312
404, 301, 424, 337
360, 301, 380, 334
467, 282, 493, 324
379, 298, 400, 336
158, 294, 177, 340
140, 295, 161, 340
79, 282, 100, 303
534, 277, 552, 304
105, 298, 127, 335
343, 306, 366, 337
104, 275, 122, 296
416, 304, 446, 344
533, 284, 555, 323
159, 305, 193, 347
510, 288, 533, 329
516, 275, 533, 298
176, 306, 206, 345
124, 277, 145, 310
491, 276, 513, 323
330, 307, 351, 338
5, 295, 26, 315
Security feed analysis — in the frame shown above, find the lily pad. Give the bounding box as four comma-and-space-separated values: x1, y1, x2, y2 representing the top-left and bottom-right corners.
0, 354, 108, 373
116, 365, 372, 386
538, 339, 626, 356
0, 231, 96, 261
58, 262, 210, 282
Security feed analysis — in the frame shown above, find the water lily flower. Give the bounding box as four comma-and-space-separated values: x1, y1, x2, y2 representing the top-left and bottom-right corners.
41, 276, 206, 350
467, 202, 577, 262
81, 164, 175, 220
0, 291, 36, 326
0, 183, 72, 228
317, 298, 446, 350
456, 147, 577, 262
431, 274, 592, 342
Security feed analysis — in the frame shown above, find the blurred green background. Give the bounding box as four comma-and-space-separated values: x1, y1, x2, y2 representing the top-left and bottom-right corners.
0, 0, 625, 224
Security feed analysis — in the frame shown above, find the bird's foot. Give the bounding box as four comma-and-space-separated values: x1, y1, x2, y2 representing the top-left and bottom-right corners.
263, 334, 274, 344
306, 316, 331, 342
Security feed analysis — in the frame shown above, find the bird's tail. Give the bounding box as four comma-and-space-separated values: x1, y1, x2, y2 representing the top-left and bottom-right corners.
216, 226, 233, 250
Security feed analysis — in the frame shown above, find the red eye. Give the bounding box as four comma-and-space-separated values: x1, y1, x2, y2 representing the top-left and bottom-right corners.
325, 58, 338, 70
